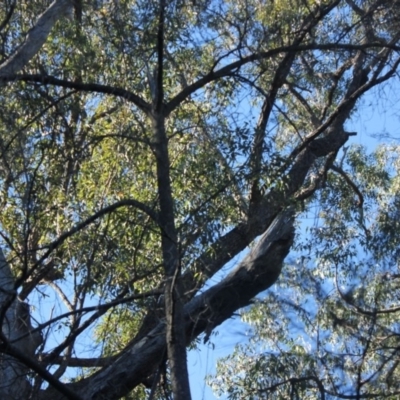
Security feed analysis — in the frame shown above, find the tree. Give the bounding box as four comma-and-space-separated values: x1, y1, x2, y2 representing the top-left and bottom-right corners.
209, 144, 400, 399
0, 0, 399, 399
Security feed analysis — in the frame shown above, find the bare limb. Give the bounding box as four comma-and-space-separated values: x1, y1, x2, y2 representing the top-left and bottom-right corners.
2, 74, 151, 114
0, 0, 74, 78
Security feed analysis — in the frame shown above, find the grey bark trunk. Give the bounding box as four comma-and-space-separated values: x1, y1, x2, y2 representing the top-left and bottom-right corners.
0, 249, 42, 399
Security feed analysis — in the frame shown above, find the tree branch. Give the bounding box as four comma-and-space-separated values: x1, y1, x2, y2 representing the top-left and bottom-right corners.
154, 0, 165, 112
2, 74, 151, 114
15, 199, 159, 288
30, 288, 162, 348
0, 0, 74, 78
0, 337, 84, 400
164, 42, 400, 116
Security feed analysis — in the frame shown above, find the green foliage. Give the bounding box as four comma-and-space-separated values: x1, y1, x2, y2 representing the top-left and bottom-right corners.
0, 0, 400, 398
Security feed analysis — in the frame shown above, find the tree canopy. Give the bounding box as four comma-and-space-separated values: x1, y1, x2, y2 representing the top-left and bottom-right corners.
0, 1, 399, 399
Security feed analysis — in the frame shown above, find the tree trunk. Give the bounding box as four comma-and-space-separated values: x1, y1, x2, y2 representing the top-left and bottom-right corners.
0, 249, 42, 399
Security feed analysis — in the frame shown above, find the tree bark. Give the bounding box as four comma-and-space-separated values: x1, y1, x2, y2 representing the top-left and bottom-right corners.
0, 0, 74, 79
152, 114, 192, 400
0, 249, 42, 399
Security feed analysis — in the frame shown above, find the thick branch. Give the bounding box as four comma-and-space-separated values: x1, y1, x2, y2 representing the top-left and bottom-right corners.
44, 355, 117, 368
0, 249, 42, 399
55, 208, 295, 400
152, 110, 191, 400
0, 0, 73, 78
154, 0, 165, 112
180, 126, 355, 298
